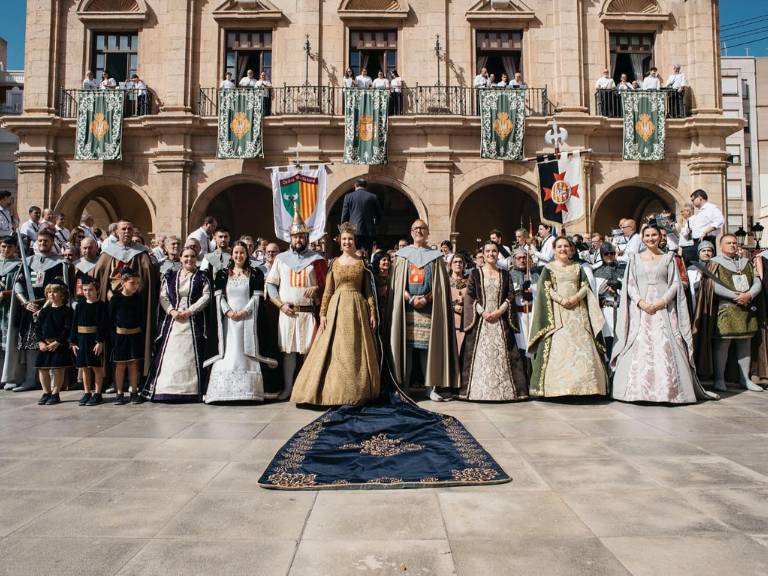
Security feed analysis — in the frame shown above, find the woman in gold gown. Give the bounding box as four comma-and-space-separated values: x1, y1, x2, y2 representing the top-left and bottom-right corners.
291, 224, 380, 406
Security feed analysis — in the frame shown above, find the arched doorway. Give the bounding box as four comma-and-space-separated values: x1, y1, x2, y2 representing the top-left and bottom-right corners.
326, 183, 419, 255
453, 183, 539, 252
593, 186, 673, 238
66, 185, 153, 237
204, 183, 275, 242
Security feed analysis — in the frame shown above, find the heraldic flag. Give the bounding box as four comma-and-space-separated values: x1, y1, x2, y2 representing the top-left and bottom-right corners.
479, 89, 526, 161
537, 150, 584, 226
271, 165, 327, 242
621, 90, 666, 161
75, 90, 125, 161
343, 89, 389, 165
217, 88, 266, 159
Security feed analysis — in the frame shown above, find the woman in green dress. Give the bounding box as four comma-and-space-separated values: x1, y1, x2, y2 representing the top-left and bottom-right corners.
528, 236, 608, 397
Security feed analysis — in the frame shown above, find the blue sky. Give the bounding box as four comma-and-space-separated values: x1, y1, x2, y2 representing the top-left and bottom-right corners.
0, 0, 765, 69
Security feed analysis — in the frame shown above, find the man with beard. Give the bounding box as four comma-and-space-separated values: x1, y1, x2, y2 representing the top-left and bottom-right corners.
201, 226, 231, 277
508, 248, 537, 359
266, 211, 327, 400
72, 237, 100, 303
0, 237, 21, 387
3, 230, 71, 392
91, 220, 156, 377
386, 219, 459, 401
593, 242, 625, 358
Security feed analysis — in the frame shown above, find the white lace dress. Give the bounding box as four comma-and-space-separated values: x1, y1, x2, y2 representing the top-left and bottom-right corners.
204, 276, 265, 403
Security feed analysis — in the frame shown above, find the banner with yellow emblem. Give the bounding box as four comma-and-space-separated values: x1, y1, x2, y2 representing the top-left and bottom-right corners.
217, 88, 266, 159
622, 90, 666, 161
343, 88, 389, 165
75, 90, 125, 161
479, 89, 526, 161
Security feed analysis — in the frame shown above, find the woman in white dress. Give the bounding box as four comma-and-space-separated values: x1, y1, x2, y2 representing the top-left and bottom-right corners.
611, 223, 716, 403
204, 242, 277, 403
142, 248, 211, 402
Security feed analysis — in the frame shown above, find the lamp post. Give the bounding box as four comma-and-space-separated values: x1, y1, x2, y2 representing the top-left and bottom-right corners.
752, 222, 764, 251
303, 35, 311, 86
434, 34, 442, 87
735, 226, 747, 248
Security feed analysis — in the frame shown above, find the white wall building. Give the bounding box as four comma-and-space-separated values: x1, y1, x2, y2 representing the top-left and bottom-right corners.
0, 37, 24, 197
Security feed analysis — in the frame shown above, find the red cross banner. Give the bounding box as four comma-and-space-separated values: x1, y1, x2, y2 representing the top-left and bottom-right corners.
536, 150, 585, 226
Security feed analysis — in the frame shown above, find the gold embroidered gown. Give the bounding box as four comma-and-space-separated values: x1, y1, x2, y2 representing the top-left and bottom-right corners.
291, 259, 380, 406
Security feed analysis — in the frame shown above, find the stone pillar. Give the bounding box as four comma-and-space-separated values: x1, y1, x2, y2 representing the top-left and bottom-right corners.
552, 0, 587, 113
24, 0, 58, 113
423, 157, 454, 243
161, 0, 194, 113
686, 0, 721, 114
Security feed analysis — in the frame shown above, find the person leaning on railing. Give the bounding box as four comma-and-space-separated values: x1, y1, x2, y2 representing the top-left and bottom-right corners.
355, 68, 373, 89
389, 70, 403, 115
255, 71, 272, 116
510, 72, 527, 89
82, 70, 99, 90
372, 70, 389, 90
124, 74, 148, 116
239, 69, 258, 87
473, 67, 491, 115
641, 67, 661, 90
99, 71, 117, 89
219, 72, 235, 90
595, 68, 616, 116
664, 64, 687, 118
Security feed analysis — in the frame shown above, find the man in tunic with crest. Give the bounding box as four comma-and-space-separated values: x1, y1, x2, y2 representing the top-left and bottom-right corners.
266, 208, 327, 400
386, 219, 459, 401
90, 220, 156, 376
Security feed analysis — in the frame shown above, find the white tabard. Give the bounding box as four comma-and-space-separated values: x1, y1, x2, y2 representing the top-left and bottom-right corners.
265, 259, 320, 354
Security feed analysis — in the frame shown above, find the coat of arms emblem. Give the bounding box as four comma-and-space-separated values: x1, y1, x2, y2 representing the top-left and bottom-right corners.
493, 112, 513, 140
90, 112, 109, 141
635, 113, 656, 142
230, 111, 251, 140
358, 115, 374, 141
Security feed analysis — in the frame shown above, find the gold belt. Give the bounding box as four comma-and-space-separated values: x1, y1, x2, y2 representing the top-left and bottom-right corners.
287, 305, 315, 313
116, 327, 141, 335
78, 326, 98, 334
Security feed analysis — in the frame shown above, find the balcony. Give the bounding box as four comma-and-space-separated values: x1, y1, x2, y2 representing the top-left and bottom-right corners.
594, 88, 690, 119
58, 89, 158, 119
197, 85, 551, 118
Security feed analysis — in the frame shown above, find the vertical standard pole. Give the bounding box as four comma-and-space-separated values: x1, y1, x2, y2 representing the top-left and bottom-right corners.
304, 35, 311, 87
435, 35, 441, 87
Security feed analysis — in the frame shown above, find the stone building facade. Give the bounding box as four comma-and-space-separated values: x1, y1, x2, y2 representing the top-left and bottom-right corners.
4, 0, 739, 249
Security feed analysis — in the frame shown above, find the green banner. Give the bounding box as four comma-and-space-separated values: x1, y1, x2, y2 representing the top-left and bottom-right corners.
343, 89, 389, 165
75, 90, 125, 161
217, 88, 265, 159
622, 90, 666, 161
479, 89, 526, 161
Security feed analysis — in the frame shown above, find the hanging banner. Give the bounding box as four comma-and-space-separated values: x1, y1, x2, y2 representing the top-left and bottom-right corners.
622, 90, 666, 161
537, 150, 585, 226
75, 90, 125, 161
217, 88, 265, 159
479, 89, 526, 161
271, 165, 327, 242
343, 89, 389, 165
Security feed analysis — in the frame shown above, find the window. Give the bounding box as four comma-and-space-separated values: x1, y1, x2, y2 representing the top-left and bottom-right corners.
727, 180, 743, 200
609, 32, 654, 84
728, 214, 744, 230
721, 77, 739, 96
225, 30, 272, 81
475, 30, 523, 83
349, 30, 397, 78
92, 32, 138, 83
727, 144, 742, 165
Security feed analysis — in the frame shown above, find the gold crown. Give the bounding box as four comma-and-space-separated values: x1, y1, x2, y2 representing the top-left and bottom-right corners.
338, 222, 358, 235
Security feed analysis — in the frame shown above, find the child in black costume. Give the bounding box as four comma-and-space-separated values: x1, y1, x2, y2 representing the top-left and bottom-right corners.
71, 277, 109, 406
35, 282, 74, 405
109, 268, 144, 405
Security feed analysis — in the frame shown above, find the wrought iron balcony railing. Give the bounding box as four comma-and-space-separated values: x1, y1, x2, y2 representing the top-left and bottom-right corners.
595, 88, 689, 119
198, 85, 551, 118
58, 88, 157, 119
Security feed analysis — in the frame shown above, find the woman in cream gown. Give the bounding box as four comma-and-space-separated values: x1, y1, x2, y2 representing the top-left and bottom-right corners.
528, 236, 608, 397
611, 223, 716, 403
291, 225, 380, 406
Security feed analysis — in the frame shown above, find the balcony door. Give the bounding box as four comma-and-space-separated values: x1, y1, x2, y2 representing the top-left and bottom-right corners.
475, 30, 522, 82
349, 30, 397, 78
609, 33, 654, 84
225, 30, 273, 81
92, 32, 138, 84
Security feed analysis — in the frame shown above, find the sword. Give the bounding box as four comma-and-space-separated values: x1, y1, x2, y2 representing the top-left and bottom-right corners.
16, 230, 35, 303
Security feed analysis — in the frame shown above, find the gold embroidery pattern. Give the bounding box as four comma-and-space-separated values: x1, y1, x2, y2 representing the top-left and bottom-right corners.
266, 471, 317, 487
339, 433, 424, 457
493, 111, 513, 140
230, 111, 251, 140
366, 477, 401, 484
442, 416, 492, 467
419, 477, 439, 483
635, 113, 656, 142
452, 467, 499, 482
90, 112, 110, 141
269, 412, 331, 482
358, 115, 374, 141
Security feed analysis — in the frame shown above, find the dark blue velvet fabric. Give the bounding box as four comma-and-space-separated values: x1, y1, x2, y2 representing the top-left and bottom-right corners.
259, 394, 510, 490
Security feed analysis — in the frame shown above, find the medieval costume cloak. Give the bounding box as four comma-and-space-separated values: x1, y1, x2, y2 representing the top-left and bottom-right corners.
141, 268, 212, 402
91, 241, 156, 375
72, 257, 99, 303
528, 261, 608, 397
0, 256, 21, 359
459, 267, 528, 401
385, 246, 459, 392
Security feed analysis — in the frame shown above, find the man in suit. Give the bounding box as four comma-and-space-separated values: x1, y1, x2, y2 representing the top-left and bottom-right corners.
340, 178, 382, 256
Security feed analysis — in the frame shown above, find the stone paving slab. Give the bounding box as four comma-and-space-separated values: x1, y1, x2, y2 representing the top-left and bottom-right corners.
0, 389, 767, 575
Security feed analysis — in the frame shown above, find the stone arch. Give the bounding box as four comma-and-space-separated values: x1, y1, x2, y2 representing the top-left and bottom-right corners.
592, 178, 682, 237
451, 175, 539, 251
191, 174, 274, 241
55, 175, 155, 236
601, 0, 663, 15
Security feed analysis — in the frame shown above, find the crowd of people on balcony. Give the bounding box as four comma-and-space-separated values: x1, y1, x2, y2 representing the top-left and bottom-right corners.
595, 64, 689, 117
472, 68, 528, 90
1, 182, 765, 410
79, 70, 149, 116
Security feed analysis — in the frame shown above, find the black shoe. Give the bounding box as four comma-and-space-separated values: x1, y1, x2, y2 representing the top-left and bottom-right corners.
130, 392, 142, 405
45, 393, 61, 405
78, 393, 92, 406
37, 393, 51, 405
114, 394, 128, 405
86, 393, 103, 406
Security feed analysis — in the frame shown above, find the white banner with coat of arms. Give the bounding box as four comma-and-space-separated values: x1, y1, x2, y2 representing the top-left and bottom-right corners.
271, 165, 327, 242
343, 89, 389, 165
479, 89, 526, 161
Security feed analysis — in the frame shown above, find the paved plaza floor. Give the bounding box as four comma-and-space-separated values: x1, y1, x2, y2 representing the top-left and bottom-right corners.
0, 389, 767, 575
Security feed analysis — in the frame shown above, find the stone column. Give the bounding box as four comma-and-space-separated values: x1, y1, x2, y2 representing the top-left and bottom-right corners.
24, 0, 58, 113
161, 0, 194, 113
552, 0, 587, 113
686, 0, 721, 114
